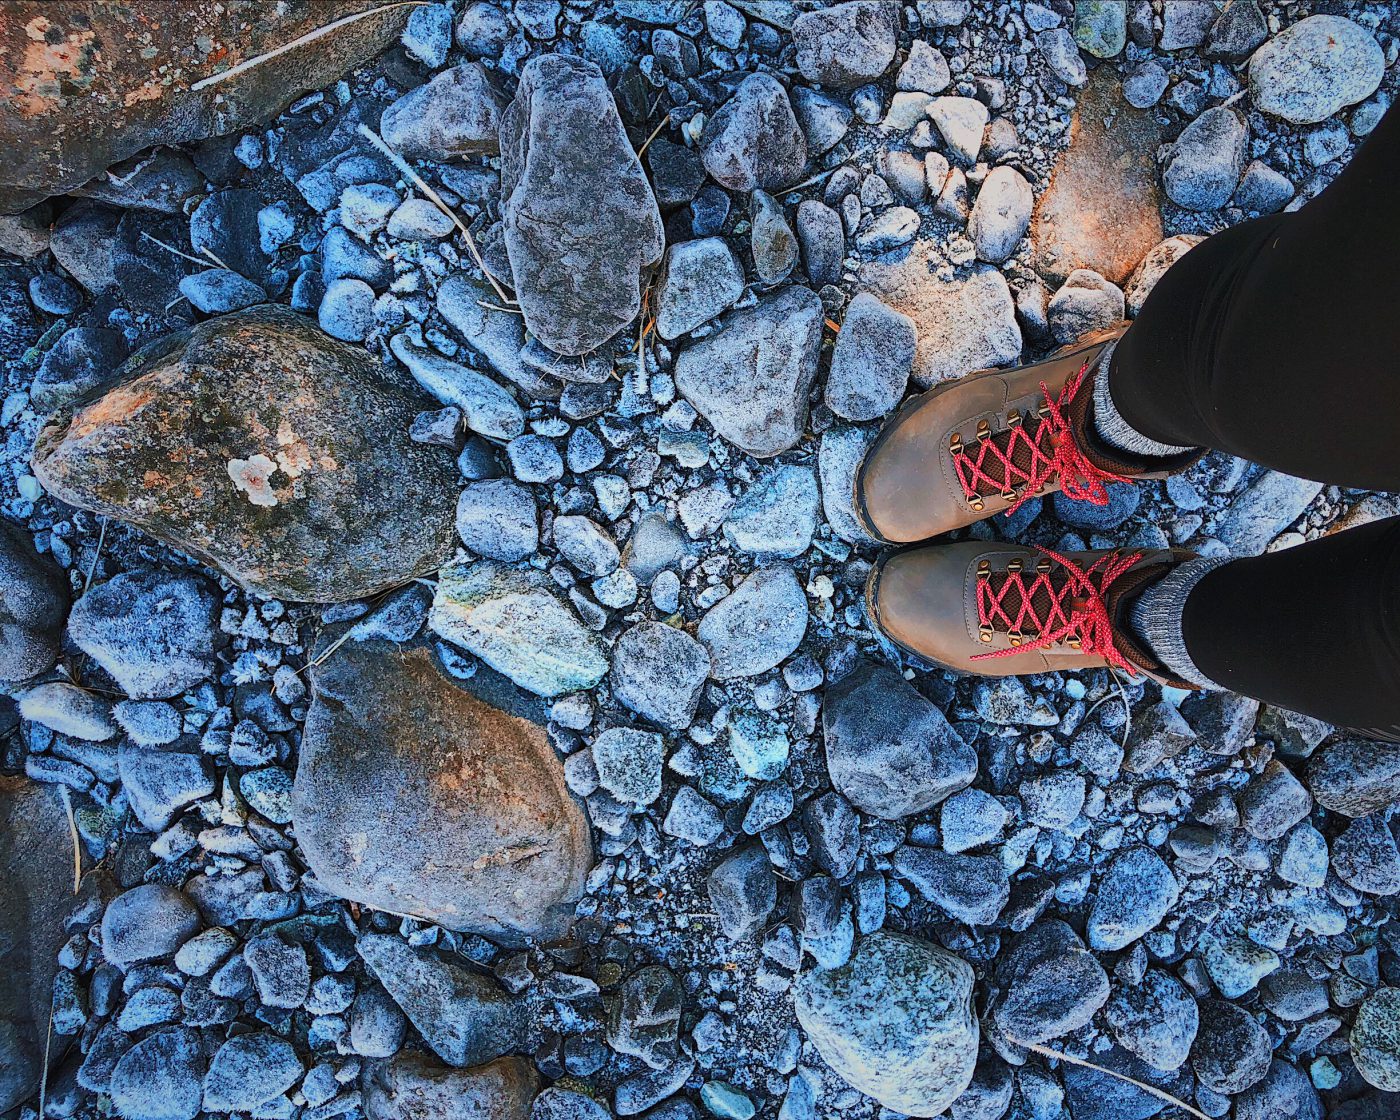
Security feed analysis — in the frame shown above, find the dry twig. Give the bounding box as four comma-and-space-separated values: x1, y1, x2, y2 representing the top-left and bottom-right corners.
1007, 1038, 1210, 1120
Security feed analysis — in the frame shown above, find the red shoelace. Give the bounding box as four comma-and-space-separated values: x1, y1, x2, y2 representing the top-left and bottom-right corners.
951, 362, 1129, 514
971, 546, 1144, 674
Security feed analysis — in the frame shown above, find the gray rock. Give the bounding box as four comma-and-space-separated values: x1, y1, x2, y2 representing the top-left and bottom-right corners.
893, 846, 1009, 926
610, 621, 710, 730
118, 736, 215, 830
1277, 823, 1328, 887
1105, 969, 1198, 1072
0, 520, 68, 685
861, 252, 1021, 387
608, 968, 684, 1075
855, 206, 920, 253
1122, 60, 1169, 108
1158, 0, 1217, 50
365, 1053, 540, 1120
707, 846, 777, 940
1201, 936, 1279, 999
318, 276, 375, 342
697, 566, 807, 680
1191, 999, 1271, 1096
793, 931, 978, 1116
940, 788, 1007, 854
1073, 0, 1126, 57
1249, 15, 1384, 125
1036, 28, 1087, 86
18, 682, 115, 741
1308, 740, 1400, 817
1087, 846, 1179, 951
381, 62, 507, 159
31, 326, 128, 412
1239, 760, 1311, 840
456, 480, 538, 561
722, 464, 819, 558
553, 516, 620, 577
110, 1027, 205, 1120
662, 785, 724, 846
358, 933, 525, 1068
1234, 160, 1295, 214
655, 238, 745, 340
1021, 770, 1086, 828
435, 273, 536, 399
1047, 269, 1124, 345
68, 570, 216, 699
592, 727, 664, 805
674, 286, 823, 457
296, 641, 591, 943
387, 198, 455, 240
101, 884, 201, 968
927, 96, 988, 166
430, 562, 609, 697
352, 984, 408, 1059
244, 931, 309, 1008
500, 55, 663, 355
897, 40, 951, 95
1180, 691, 1260, 755
793, 1, 898, 88
826, 293, 915, 421
1215, 470, 1323, 553
322, 225, 392, 288
819, 425, 879, 545
992, 920, 1110, 1044
178, 269, 265, 314
795, 199, 844, 286
203, 1033, 303, 1113
824, 663, 976, 819
1207, 0, 1267, 59
701, 73, 807, 192
791, 87, 853, 157
1332, 816, 1400, 897
1162, 106, 1248, 212
1351, 988, 1400, 1092
1234, 1060, 1323, 1120
751, 190, 798, 284
969, 166, 1032, 264
1123, 234, 1202, 316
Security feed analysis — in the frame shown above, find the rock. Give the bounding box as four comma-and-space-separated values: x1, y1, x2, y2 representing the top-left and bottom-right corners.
118, 737, 215, 830
701, 73, 807, 192
1351, 988, 1400, 1092
794, 931, 977, 1115
358, 933, 524, 1068
792, 1, 898, 88
18, 682, 115, 741
382, 62, 506, 159
34, 307, 460, 602
609, 966, 683, 1069
939, 788, 1007, 854
191, 188, 272, 283
1105, 969, 1198, 1072
500, 55, 663, 355
1087, 846, 1179, 951
592, 727, 664, 805
707, 846, 777, 940
897, 40, 951, 95
1162, 106, 1248, 212
1047, 269, 1124, 345
296, 640, 591, 943
610, 622, 710, 730
0, 776, 79, 1113
1032, 70, 1164, 286
893, 846, 1009, 926
554, 516, 620, 577
674, 286, 823, 457
387, 198, 455, 240
751, 190, 798, 284
1201, 936, 1280, 999
109, 1027, 205, 1120
0, 520, 68, 685
0, 1, 408, 205
1308, 740, 1400, 817
352, 985, 408, 1059
927, 96, 988, 167
1249, 15, 1384, 126
1239, 760, 1311, 840
791, 87, 853, 157
992, 920, 1110, 1044
1277, 823, 1328, 887
796, 199, 844, 286
67, 570, 216, 699
1122, 60, 1169, 108
1123, 234, 1201, 316
1208, 0, 1268, 59
656, 238, 745, 340
663, 786, 724, 847
0, 202, 52, 258
1235, 160, 1295, 215
1191, 999, 1271, 1096
855, 206, 920, 253
366, 1053, 540, 1120
697, 566, 807, 680
1179, 690, 1260, 755
826, 293, 915, 421
722, 465, 818, 559
1073, 0, 1126, 57
1158, 0, 1216, 50
429, 562, 609, 698
1036, 28, 1087, 86
102, 886, 201, 967
1332, 816, 1400, 896
178, 269, 265, 314
1234, 1060, 1323, 1120
1021, 770, 1086, 828
819, 425, 879, 546
455, 480, 538, 561
968, 166, 1032, 265
823, 663, 975, 819
202, 1032, 303, 1114
1216, 471, 1323, 554
32, 326, 129, 412
318, 277, 375, 342
390, 331, 526, 440
1060, 1047, 1195, 1120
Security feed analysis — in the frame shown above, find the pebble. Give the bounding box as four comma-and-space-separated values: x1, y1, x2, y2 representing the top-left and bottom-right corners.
178, 268, 265, 314
592, 727, 664, 805
893, 846, 1009, 926
1201, 937, 1280, 998
706, 846, 777, 940
244, 933, 310, 1009
940, 788, 1007, 853
1086, 846, 1179, 951
1238, 760, 1312, 840
506, 434, 564, 482
110, 1027, 205, 1120
897, 40, 951, 95
701, 73, 807, 192
1307, 739, 1400, 817
1021, 770, 1085, 829
656, 238, 744, 340
1192, 999, 1272, 1096
992, 920, 1110, 1043
610, 621, 710, 730
381, 61, 506, 159
826, 293, 915, 421
1036, 28, 1087, 86
318, 277, 376, 342
722, 464, 819, 558
101, 884, 202, 967
1105, 969, 1198, 1071
202, 1033, 304, 1113
1351, 987, 1400, 1091
697, 566, 807, 680
29, 272, 82, 315
31, 325, 128, 412
18, 681, 116, 741
968, 166, 1033, 264
1331, 815, 1400, 896
793, 1, 897, 88
1163, 106, 1248, 212
386, 198, 455, 240
750, 190, 797, 285
663, 786, 725, 846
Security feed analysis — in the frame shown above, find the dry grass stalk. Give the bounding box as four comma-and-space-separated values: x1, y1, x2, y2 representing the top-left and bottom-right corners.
1008, 1038, 1210, 1120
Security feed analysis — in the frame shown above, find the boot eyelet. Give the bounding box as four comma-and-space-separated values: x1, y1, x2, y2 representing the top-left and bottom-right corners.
1008, 630, 1023, 647
978, 626, 994, 643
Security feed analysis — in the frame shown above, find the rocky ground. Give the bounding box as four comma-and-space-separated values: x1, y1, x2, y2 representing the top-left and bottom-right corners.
2, 1, 1400, 1119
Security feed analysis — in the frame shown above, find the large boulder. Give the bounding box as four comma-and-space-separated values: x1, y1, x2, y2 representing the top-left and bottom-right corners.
0, 1, 411, 209
32, 306, 460, 602
294, 639, 592, 945
0, 519, 69, 685
0, 777, 79, 1114
823, 663, 976, 819
500, 54, 664, 355
364, 1053, 540, 1120
793, 930, 978, 1116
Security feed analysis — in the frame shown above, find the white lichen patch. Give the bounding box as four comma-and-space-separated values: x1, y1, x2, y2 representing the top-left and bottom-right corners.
227, 454, 280, 507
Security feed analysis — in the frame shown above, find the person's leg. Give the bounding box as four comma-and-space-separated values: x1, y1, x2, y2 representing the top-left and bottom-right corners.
1132, 517, 1400, 734
1105, 102, 1400, 491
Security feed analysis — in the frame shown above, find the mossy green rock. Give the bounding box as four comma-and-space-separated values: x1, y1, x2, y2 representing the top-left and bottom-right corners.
32, 306, 459, 602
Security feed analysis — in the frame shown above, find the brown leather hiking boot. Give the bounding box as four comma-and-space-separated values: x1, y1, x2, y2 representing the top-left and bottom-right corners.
866, 541, 1201, 685
853, 325, 1199, 544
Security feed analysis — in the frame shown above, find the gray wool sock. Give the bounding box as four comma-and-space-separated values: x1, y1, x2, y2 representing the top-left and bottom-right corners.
1129, 557, 1231, 688
1092, 340, 1199, 459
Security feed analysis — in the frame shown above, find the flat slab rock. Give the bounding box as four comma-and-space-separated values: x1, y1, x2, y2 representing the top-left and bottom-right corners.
32, 305, 460, 602
1031, 68, 1164, 286
500, 54, 663, 355
295, 639, 592, 945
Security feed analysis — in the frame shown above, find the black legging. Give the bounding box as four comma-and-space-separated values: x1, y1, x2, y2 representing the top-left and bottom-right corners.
1108, 102, 1400, 734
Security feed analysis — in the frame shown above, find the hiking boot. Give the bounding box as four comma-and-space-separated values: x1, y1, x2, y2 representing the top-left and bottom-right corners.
853, 325, 1199, 544
866, 540, 1201, 685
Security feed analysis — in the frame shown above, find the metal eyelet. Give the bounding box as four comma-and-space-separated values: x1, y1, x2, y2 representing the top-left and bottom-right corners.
975, 418, 991, 440
979, 626, 994, 643
969, 496, 984, 512
1007, 558, 1023, 573
1008, 630, 1023, 647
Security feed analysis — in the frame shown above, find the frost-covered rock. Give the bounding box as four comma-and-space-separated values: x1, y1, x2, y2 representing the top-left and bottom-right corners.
697, 566, 807, 680
1086, 846, 1178, 951
364, 1053, 540, 1120
701, 73, 807, 192
655, 238, 745, 340
455, 480, 538, 561
610, 621, 710, 730
101, 884, 202, 967
792, 1, 898, 88
0, 520, 68, 685
969, 166, 1032, 264
1248, 15, 1384, 125
826, 293, 915, 421
381, 62, 507, 159
1162, 106, 1248, 212
1105, 969, 1199, 1072
992, 920, 1110, 1044
722, 465, 819, 558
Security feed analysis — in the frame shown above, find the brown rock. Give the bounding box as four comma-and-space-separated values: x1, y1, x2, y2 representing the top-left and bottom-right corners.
31, 306, 459, 602
1031, 69, 1164, 286
294, 640, 592, 945
0, 1, 410, 208
364, 1053, 540, 1120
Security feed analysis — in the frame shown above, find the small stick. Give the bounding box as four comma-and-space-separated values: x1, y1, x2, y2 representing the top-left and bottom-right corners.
190, 2, 428, 92
1008, 1038, 1210, 1120
636, 113, 672, 159
356, 124, 515, 305
60, 786, 81, 893
199, 246, 233, 271
141, 233, 213, 269
83, 516, 108, 593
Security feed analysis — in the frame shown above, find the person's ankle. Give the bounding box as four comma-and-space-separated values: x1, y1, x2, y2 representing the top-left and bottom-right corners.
1126, 557, 1230, 690
1091, 339, 1199, 461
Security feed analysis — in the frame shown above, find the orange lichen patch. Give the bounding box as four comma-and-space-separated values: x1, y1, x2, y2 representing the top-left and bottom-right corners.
14, 16, 97, 114
66, 382, 159, 437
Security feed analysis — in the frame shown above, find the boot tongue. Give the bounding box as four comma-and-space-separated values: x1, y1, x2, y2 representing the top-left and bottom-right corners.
1063, 352, 1204, 479
1104, 562, 1198, 688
